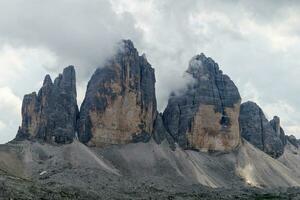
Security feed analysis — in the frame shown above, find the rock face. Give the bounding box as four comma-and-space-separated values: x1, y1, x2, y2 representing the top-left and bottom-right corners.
163, 53, 241, 151
270, 116, 287, 146
286, 135, 299, 148
239, 101, 284, 158
78, 40, 157, 147
16, 66, 78, 144
152, 113, 176, 150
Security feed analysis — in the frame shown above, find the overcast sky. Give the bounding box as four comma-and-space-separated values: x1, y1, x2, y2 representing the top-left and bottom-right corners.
0, 0, 300, 143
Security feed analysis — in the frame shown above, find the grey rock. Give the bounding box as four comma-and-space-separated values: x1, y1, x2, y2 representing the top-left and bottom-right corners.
239, 101, 284, 158
16, 66, 78, 144
286, 135, 299, 148
270, 116, 287, 146
163, 53, 241, 151
152, 113, 176, 150
78, 40, 157, 146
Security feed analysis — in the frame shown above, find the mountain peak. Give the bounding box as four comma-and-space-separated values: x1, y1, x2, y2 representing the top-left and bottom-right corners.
186, 53, 221, 81
16, 66, 78, 144
43, 74, 53, 86
78, 40, 157, 147
163, 53, 241, 151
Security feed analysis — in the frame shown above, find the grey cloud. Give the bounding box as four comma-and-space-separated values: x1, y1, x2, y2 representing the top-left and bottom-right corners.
0, 0, 141, 80
117, 0, 300, 136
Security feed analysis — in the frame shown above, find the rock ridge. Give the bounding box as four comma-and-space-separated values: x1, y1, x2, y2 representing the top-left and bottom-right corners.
77, 40, 157, 147
16, 66, 78, 144
163, 53, 241, 151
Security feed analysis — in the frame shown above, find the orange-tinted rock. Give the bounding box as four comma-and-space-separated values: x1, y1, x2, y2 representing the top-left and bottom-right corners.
78, 40, 157, 147
163, 53, 241, 151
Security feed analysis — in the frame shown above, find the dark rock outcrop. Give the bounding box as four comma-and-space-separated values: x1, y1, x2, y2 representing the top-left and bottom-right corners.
152, 113, 176, 150
286, 135, 299, 148
239, 101, 284, 158
78, 40, 157, 147
163, 53, 241, 151
270, 116, 287, 146
16, 66, 78, 144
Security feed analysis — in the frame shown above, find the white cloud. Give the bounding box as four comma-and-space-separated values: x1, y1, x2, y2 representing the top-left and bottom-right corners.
0, 87, 22, 115
0, 87, 22, 143
0, 0, 141, 80
0, 121, 6, 130
1, 0, 300, 142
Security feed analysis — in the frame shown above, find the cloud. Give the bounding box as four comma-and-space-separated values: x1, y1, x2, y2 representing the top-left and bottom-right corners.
111, 0, 300, 136
0, 121, 6, 131
0, 0, 141, 80
0, 0, 142, 143
0, 87, 22, 143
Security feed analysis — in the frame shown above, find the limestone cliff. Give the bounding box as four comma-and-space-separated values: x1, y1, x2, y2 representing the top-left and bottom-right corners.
239, 101, 284, 158
270, 116, 287, 146
16, 66, 78, 144
78, 40, 157, 147
163, 53, 241, 151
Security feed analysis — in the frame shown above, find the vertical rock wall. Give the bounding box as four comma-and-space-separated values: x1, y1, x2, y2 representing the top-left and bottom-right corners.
239, 101, 284, 158
78, 40, 157, 147
163, 53, 241, 151
16, 66, 78, 144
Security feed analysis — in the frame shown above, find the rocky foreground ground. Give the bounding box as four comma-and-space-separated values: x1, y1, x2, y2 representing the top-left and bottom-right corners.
2, 172, 300, 200
1, 140, 300, 200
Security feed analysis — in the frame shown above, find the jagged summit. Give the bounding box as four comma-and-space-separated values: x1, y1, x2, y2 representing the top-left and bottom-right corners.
78, 40, 157, 147
16, 65, 78, 144
186, 53, 241, 107
239, 101, 285, 158
43, 74, 53, 86
120, 39, 136, 52
163, 53, 241, 151
187, 53, 220, 77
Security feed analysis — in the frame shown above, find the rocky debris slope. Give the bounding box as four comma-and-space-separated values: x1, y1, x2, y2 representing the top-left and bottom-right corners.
239, 101, 285, 158
1, 139, 300, 200
78, 40, 157, 147
163, 53, 241, 151
3, 172, 300, 200
278, 141, 300, 175
16, 66, 78, 144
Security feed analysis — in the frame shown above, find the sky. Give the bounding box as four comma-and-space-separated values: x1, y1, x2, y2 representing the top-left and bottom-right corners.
0, 0, 300, 143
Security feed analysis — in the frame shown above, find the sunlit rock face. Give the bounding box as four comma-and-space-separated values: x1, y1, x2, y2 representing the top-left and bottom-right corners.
16, 66, 78, 144
239, 101, 284, 158
163, 53, 241, 151
78, 40, 157, 147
